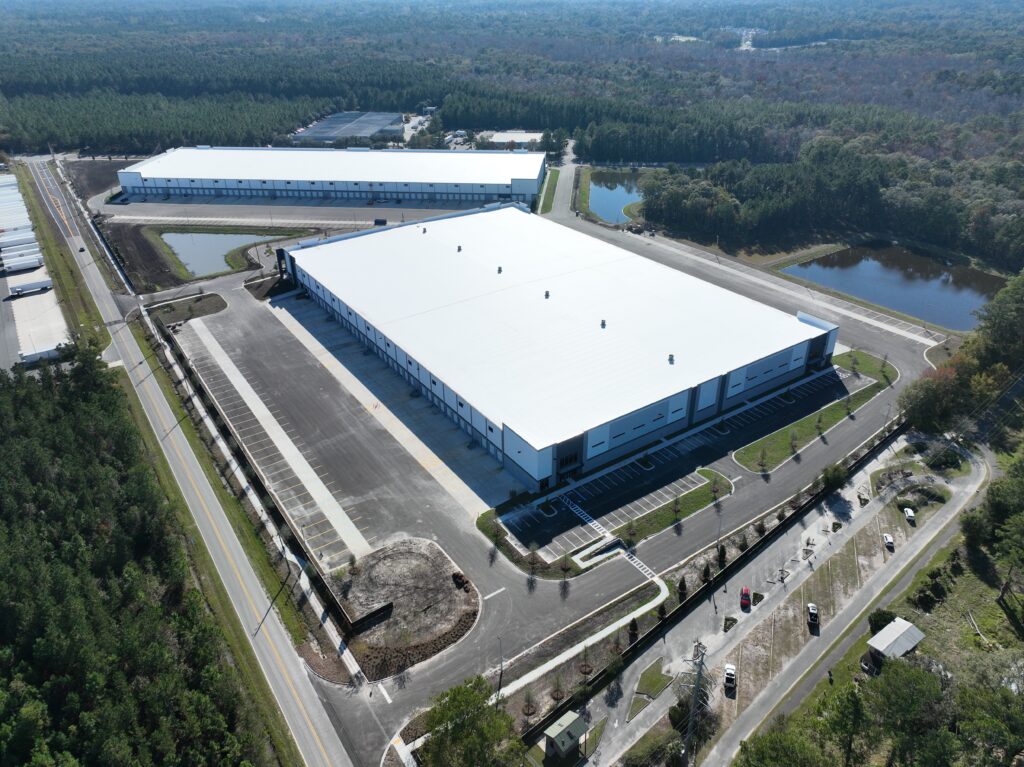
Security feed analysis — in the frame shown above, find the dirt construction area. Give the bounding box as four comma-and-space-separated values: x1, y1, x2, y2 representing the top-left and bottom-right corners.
334, 538, 480, 681
102, 222, 186, 291
64, 157, 136, 200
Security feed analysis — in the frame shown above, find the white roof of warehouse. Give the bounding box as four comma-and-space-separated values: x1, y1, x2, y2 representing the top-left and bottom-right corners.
123, 147, 546, 186
291, 205, 826, 448
487, 131, 544, 145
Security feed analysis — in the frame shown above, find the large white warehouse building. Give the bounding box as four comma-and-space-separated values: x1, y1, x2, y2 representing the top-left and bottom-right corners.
287, 204, 838, 491
117, 146, 547, 205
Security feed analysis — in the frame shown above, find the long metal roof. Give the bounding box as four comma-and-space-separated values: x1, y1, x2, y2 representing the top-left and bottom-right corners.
122, 146, 546, 186
291, 205, 826, 448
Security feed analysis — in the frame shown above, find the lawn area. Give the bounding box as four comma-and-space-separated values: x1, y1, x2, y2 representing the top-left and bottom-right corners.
584, 717, 607, 758
540, 168, 559, 214
734, 351, 895, 473
113, 368, 304, 767
635, 657, 673, 699
477, 508, 584, 579
129, 321, 308, 644
612, 469, 731, 544
626, 694, 651, 721
14, 165, 110, 349
622, 200, 643, 220
576, 167, 592, 217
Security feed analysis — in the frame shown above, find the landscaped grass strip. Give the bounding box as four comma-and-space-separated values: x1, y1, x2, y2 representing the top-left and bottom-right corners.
540, 168, 559, 214
612, 469, 732, 544
734, 351, 896, 473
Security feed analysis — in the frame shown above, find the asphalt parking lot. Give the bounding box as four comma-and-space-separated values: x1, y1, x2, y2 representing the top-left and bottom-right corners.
501, 367, 865, 560
173, 286, 525, 572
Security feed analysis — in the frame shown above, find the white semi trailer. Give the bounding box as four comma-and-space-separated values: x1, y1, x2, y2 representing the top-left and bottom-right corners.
10, 278, 52, 296
1, 254, 45, 273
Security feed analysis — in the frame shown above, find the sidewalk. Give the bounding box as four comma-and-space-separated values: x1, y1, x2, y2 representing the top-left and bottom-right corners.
584, 439, 986, 765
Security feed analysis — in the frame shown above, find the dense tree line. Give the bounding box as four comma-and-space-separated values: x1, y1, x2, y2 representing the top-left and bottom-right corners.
637, 134, 1024, 270
737, 654, 1024, 767
900, 271, 1024, 432
0, 0, 1021, 268
0, 349, 273, 765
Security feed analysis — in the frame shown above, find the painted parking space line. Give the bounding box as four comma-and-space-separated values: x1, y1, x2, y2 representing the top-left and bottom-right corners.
483, 587, 507, 600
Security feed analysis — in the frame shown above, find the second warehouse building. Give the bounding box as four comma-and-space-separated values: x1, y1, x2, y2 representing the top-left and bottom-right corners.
288, 204, 839, 491
117, 146, 547, 205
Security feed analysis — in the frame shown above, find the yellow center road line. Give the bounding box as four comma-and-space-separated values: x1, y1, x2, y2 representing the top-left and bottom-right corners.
38, 162, 340, 767
134, 364, 333, 766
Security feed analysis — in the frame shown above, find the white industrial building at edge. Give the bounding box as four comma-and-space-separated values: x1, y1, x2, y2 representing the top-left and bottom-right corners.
117, 146, 547, 205
287, 204, 839, 491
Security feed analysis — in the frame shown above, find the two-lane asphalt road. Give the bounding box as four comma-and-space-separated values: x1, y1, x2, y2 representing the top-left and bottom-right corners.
24, 157, 352, 767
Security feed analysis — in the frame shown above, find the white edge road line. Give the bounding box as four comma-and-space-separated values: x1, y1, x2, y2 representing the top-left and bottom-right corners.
482, 587, 507, 601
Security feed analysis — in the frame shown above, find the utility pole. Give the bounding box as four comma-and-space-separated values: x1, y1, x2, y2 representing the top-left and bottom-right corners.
682, 643, 707, 766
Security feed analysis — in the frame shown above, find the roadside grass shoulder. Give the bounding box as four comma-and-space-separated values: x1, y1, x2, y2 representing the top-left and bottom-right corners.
540, 168, 559, 214
129, 320, 307, 644
612, 469, 731, 544
576, 167, 593, 217
734, 352, 895, 473
113, 367, 304, 767
14, 164, 110, 348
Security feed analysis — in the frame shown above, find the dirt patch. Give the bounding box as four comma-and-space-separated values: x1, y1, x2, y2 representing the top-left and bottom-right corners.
149, 294, 227, 325
298, 638, 350, 685
102, 221, 185, 292
65, 158, 136, 200
334, 539, 480, 681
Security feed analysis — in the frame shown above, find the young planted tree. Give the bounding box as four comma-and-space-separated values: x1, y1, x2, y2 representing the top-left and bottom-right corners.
551, 673, 565, 701
789, 429, 799, 454
522, 689, 536, 717
816, 411, 824, 435
758, 446, 768, 473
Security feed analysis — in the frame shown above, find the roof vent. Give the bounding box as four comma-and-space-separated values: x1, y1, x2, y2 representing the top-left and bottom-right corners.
601, 319, 606, 329
668, 354, 675, 365
497, 266, 503, 274
457, 245, 462, 252
544, 290, 550, 299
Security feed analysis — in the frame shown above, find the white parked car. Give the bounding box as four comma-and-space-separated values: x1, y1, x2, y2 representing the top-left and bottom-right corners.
807, 603, 819, 625
904, 507, 916, 523
723, 663, 737, 689
883, 533, 895, 549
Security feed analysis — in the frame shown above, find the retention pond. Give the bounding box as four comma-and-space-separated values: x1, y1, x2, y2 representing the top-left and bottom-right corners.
587, 170, 644, 225
160, 232, 265, 277
782, 245, 1005, 331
